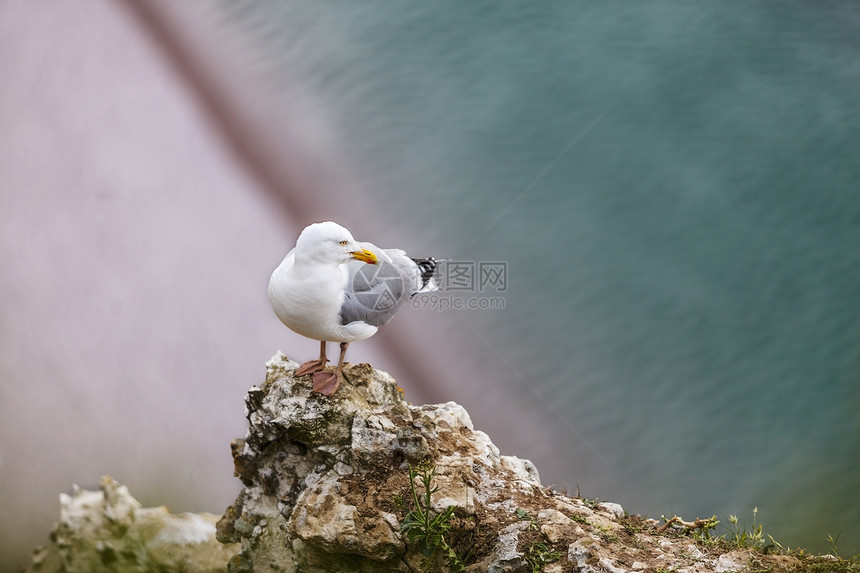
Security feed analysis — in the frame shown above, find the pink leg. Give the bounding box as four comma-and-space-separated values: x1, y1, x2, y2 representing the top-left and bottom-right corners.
313, 342, 348, 396
295, 341, 328, 376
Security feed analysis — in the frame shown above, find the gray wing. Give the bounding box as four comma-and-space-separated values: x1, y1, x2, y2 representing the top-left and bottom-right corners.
339, 244, 424, 327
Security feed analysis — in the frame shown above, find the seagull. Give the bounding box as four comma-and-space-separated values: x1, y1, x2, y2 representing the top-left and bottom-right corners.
268, 221, 438, 395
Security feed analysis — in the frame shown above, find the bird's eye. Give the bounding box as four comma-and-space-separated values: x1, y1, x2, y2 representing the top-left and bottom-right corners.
338, 240, 348, 246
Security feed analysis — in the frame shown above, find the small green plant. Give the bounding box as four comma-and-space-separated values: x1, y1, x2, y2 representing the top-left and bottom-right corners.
822, 532, 860, 568
514, 507, 562, 572
581, 496, 602, 509
525, 541, 563, 573
598, 530, 620, 544
516, 507, 541, 532
399, 461, 462, 571
827, 533, 843, 557
726, 507, 765, 550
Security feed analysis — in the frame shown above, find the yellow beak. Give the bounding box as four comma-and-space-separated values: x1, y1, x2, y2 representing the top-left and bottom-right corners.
350, 248, 378, 265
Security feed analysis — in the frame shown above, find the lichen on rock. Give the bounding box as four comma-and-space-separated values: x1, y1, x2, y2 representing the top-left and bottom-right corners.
217, 353, 547, 572
218, 353, 821, 573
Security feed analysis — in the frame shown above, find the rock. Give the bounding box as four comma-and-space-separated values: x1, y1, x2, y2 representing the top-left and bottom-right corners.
27, 475, 238, 573
26, 352, 827, 573
597, 502, 625, 520
215, 353, 817, 573
218, 353, 549, 572
714, 552, 747, 572
487, 522, 530, 572
537, 509, 573, 544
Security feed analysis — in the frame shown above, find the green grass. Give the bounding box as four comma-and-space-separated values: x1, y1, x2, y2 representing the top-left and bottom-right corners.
525, 541, 563, 573
398, 461, 462, 572
515, 508, 563, 573
725, 508, 766, 550
657, 508, 860, 573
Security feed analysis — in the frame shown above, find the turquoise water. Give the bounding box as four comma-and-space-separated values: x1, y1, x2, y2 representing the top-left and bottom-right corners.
222, 2, 860, 553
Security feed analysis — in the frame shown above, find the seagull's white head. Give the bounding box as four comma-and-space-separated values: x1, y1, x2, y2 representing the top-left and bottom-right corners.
295, 221, 378, 266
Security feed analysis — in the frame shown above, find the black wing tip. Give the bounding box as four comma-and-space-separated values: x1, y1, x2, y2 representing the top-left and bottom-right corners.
410, 257, 438, 289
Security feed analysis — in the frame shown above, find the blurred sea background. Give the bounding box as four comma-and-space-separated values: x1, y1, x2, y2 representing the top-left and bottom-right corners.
2, 1, 858, 569
221, 0, 860, 551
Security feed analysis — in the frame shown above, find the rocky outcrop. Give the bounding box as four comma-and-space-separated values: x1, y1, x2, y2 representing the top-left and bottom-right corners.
27, 353, 833, 573
26, 475, 239, 573
216, 352, 542, 572
216, 353, 813, 573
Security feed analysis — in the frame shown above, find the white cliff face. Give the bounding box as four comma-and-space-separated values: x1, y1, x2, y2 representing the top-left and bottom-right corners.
27, 476, 239, 573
